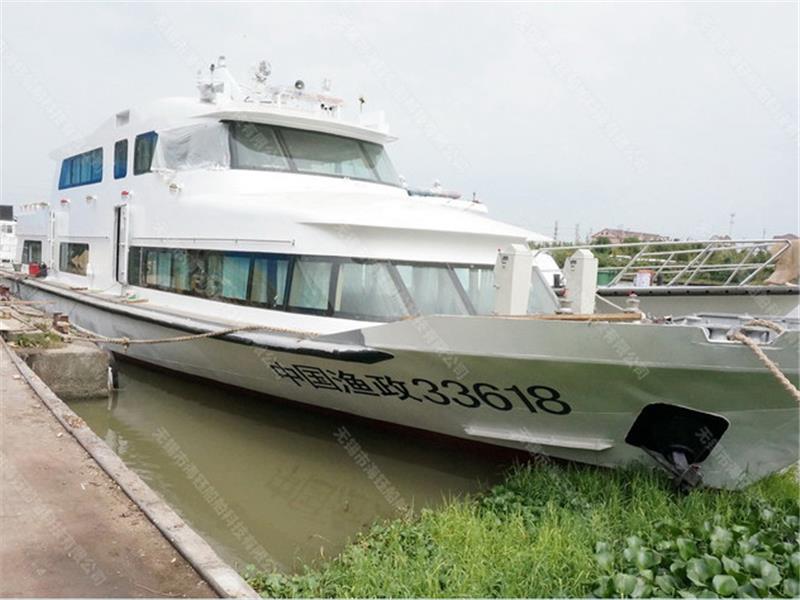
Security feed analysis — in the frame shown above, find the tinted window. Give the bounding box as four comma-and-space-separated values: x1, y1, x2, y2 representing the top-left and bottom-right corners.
229, 122, 290, 171
58, 148, 103, 189
59, 243, 90, 275
126, 247, 489, 321
221, 254, 251, 300
288, 258, 333, 313
395, 264, 469, 315
114, 139, 128, 179
335, 261, 409, 320
453, 266, 495, 315
128, 247, 141, 285
280, 128, 376, 180
22, 240, 42, 263
134, 131, 158, 175
361, 141, 400, 184
250, 256, 289, 308
228, 122, 401, 186
171, 249, 191, 292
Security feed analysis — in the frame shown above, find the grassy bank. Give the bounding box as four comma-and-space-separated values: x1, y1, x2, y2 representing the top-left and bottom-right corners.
247, 463, 799, 598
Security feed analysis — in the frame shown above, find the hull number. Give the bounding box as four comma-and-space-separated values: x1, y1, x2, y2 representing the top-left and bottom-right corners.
269, 361, 571, 415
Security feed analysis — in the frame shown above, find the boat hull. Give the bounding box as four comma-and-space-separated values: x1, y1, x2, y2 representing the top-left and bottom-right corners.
5, 276, 798, 490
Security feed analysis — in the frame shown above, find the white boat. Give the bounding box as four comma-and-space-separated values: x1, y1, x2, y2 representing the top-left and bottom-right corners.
4, 58, 798, 490
0, 205, 16, 265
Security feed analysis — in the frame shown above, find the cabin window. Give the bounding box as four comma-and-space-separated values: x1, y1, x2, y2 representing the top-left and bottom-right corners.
228, 122, 401, 186
250, 256, 289, 308
156, 249, 173, 287
152, 123, 231, 171
334, 261, 409, 320
59, 242, 90, 276
143, 248, 173, 288
171, 250, 191, 292
58, 148, 103, 189
221, 254, 251, 301
126, 247, 489, 321
21, 240, 42, 263
128, 247, 142, 284
280, 128, 376, 181
229, 122, 290, 171
114, 139, 128, 179
394, 264, 470, 315
361, 141, 401, 184
134, 131, 158, 175
288, 258, 334, 313
453, 266, 495, 315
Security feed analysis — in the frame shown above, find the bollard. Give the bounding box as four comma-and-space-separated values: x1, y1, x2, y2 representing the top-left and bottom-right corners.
563, 249, 599, 315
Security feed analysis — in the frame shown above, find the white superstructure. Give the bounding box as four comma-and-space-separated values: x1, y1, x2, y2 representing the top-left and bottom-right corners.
16, 57, 553, 332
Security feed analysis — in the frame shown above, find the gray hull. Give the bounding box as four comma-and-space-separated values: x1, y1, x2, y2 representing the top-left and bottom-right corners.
6, 275, 798, 490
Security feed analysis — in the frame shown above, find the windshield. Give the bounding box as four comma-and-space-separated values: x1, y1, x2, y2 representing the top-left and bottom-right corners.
229, 121, 400, 186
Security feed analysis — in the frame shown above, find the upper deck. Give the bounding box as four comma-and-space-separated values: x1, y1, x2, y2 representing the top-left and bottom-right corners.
51, 56, 395, 163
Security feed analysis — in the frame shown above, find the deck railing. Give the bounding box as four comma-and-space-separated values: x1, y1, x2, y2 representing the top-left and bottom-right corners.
531, 238, 794, 287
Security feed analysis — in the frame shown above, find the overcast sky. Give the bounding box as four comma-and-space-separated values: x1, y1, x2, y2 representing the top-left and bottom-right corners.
1, 1, 797, 240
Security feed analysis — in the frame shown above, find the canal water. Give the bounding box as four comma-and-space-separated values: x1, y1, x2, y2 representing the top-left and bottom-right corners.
68, 362, 512, 573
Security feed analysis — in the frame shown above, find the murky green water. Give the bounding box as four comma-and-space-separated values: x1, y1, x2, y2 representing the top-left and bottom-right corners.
68, 361, 510, 573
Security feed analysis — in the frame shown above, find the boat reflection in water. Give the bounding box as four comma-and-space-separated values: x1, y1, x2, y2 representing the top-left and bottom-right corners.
69, 362, 508, 572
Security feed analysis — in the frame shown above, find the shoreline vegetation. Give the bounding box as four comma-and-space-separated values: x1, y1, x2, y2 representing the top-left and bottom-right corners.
246, 462, 799, 598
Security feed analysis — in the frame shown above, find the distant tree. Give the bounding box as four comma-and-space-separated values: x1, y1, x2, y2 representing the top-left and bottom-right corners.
593, 236, 612, 255
594, 236, 612, 246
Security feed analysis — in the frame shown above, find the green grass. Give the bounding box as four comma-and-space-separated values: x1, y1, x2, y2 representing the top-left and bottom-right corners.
13, 330, 65, 349
246, 463, 799, 598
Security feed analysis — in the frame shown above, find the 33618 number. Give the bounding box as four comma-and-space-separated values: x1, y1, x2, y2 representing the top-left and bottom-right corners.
409, 378, 571, 415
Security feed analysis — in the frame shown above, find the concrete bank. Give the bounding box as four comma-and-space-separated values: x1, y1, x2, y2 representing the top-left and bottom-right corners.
0, 337, 258, 598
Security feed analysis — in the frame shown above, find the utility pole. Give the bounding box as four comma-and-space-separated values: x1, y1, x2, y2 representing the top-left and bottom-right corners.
553, 220, 559, 242
728, 213, 735, 238
574, 223, 580, 244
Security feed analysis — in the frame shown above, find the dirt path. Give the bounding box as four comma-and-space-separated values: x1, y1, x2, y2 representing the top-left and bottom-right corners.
0, 342, 217, 598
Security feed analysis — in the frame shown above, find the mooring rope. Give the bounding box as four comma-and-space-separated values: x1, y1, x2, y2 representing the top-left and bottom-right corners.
727, 320, 800, 403
742, 318, 786, 335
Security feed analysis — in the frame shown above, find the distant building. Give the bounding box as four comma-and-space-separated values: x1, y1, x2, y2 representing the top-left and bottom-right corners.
590, 228, 668, 244
710, 234, 734, 247
773, 233, 798, 240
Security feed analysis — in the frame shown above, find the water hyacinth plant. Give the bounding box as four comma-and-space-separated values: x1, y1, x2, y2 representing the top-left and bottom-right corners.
593, 510, 799, 598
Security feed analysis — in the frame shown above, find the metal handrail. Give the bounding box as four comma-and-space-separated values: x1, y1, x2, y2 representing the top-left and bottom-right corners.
532, 238, 793, 287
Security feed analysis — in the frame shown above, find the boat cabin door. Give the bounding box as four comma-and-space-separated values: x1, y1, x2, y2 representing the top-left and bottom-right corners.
113, 204, 130, 285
